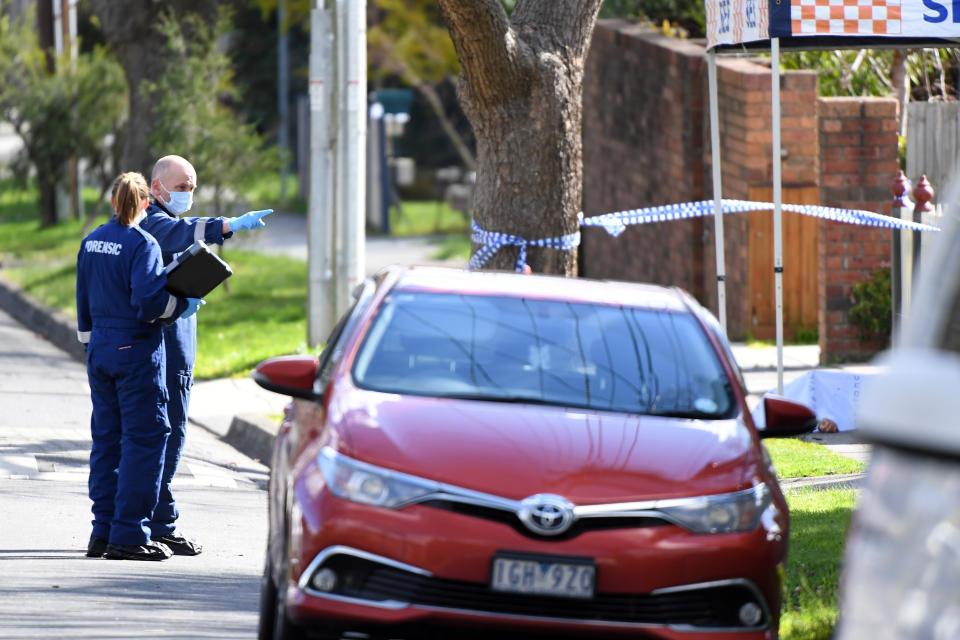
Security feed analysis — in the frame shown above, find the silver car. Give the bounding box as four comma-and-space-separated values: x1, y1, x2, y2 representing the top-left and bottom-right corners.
838, 203, 960, 638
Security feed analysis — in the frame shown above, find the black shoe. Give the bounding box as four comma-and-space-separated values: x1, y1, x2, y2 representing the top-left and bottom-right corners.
86, 535, 108, 558
153, 531, 202, 556
104, 540, 172, 561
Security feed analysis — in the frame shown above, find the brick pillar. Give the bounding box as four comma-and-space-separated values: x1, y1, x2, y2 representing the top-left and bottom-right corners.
818, 97, 899, 363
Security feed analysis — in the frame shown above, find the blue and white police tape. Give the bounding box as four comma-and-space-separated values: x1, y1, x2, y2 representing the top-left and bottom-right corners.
468, 221, 581, 272
580, 199, 940, 236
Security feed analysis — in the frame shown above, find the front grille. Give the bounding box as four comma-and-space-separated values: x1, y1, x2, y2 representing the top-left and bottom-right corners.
422, 500, 670, 541
317, 554, 766, 629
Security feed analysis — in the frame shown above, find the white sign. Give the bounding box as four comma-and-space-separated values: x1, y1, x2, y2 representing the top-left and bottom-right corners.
707, 0, 960, 48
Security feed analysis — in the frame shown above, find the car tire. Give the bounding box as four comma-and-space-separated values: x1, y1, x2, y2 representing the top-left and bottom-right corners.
256, 548, 278, 640
272, 551, 308, 640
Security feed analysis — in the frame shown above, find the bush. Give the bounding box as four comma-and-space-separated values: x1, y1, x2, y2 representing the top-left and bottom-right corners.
849, 268, 891, 340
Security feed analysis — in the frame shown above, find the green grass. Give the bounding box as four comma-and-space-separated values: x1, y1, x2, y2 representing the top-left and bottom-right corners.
241, 172, 306, 214
194, 248, 315, 379
0, 180, 40, 223
388, 200, 470, 236
765, 438, 866, 478
780, 488, 858, 640
428, 232, 471, 261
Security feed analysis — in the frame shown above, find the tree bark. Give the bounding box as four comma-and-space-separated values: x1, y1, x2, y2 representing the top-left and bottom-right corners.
436, 0, 603, 276
37, 176, 58, 228
88, 0, 219, 176
36, 0, 58, 225
891, 50, 909, 138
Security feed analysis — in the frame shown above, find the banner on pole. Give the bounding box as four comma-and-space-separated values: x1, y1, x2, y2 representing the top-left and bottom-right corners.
707, 0, 960, 48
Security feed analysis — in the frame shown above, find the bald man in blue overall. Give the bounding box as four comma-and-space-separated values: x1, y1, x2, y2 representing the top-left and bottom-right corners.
140, 155, 273, 555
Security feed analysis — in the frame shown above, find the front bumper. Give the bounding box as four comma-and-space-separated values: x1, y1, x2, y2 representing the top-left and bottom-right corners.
290, 544, 774, 638
284, 478, 786, 639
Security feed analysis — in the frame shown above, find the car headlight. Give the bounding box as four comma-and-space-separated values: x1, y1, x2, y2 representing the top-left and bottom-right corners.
317, 447, 440, 509
656, 483, 771, 534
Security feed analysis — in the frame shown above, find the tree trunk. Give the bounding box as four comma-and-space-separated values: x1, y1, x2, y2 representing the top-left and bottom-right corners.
38, 176, 58, 228
88, 0, 219, 176
891, 50, 909, 138
36, 0, 58, 226
436, 0, 603, 276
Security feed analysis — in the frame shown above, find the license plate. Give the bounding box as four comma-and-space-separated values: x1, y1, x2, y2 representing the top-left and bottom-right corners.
490, 554, 596, 599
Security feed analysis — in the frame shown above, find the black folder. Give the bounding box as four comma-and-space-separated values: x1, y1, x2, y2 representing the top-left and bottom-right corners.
164, 240, 233, 299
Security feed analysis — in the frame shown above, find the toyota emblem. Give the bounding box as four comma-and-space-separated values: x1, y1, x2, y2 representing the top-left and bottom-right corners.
518, 494, 575, 536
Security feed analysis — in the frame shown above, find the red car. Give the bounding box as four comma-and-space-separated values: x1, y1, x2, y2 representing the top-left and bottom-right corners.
254, 266, 816, 640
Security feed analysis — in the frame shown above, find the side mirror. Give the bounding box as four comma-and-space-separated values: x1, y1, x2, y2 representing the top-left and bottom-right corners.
759, 394, 818, 438
252, 355, 322, 401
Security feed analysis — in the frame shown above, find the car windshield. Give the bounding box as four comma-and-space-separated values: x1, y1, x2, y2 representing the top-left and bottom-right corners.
352, 291, 736, 418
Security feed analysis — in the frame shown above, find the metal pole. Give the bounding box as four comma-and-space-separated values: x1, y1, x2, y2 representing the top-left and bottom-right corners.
772, 38, 784, 394
307, 2, 337, 346
52, 0, 63, 56
335, 0, 366, 314
890, 170, 910, 347
708, 50, 727, 335
52, 0, 80, 220
890, 212, 901, 345
278, 0, 290, 201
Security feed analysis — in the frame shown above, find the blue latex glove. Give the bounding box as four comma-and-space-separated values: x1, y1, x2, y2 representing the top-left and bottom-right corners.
228, 209, 274, 232
180, 297, 206, 320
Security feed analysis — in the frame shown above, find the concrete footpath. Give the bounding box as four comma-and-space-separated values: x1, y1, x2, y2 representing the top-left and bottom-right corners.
0, 218, 871, 489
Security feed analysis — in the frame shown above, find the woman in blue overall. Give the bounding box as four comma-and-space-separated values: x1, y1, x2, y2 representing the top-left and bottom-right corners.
140, 155, 272, 555
76, 172, 203, 561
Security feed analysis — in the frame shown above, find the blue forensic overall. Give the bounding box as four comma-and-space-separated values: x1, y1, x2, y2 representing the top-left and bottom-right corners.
139, 202, 232, 537
76, 218, 188, 546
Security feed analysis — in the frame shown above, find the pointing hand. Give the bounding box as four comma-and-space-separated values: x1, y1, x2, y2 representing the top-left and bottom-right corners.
228, 209, 274, 233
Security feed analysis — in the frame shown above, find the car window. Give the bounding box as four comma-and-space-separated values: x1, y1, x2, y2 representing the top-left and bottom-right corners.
316, 280, 377, 391
699, 306, 748, 396
352, 292, 736, 418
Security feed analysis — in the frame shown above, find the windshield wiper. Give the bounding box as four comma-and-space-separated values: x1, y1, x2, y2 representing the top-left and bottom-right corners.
645, 409, 719, 419
433, 392, 557, 404
433, 392, 603, 410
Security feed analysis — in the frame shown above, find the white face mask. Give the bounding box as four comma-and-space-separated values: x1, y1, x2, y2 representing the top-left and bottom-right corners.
159, 180, 193, 215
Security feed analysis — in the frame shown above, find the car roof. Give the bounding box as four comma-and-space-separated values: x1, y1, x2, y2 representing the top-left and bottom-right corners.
385, 266, 691, 313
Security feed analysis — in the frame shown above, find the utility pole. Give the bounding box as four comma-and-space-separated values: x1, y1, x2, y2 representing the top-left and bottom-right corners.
334, 0, 366, 315
278, 0, 290, 201
53, 0, 81, 220
307, 1, 337, 346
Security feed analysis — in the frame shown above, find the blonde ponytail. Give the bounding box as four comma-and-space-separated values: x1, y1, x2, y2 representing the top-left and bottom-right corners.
111, 172, 149, 226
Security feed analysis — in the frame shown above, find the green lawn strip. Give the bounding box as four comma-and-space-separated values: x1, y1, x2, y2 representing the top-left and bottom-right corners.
428, 232, 471, 261
780, 487, 857, 640
388, 200, 469, 236
765, 438, 866, 478
241, 172, 306, 214
195, 248, 315, 380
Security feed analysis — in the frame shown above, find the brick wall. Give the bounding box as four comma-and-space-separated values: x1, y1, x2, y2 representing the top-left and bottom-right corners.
581, 24, 708, 303
582, 22, 818, 340
817, 97, 899, 362
582, 21, 899, 360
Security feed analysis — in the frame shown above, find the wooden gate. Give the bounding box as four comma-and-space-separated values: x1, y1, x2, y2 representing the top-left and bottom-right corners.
747, 185, 820, 341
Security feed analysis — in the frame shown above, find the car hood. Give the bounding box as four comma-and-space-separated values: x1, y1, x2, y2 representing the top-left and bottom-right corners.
329, 386, 759, 504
